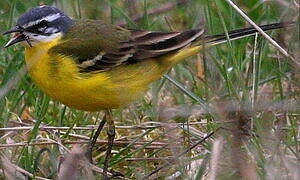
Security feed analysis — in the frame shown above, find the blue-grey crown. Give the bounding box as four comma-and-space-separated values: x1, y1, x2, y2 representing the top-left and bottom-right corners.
17, 6, 73, 35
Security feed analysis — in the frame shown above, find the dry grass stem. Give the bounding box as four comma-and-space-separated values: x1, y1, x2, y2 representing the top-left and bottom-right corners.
224, 0, 299, 67
208, 137, 224, 180
0, 140, 167, 148
1, 156, 50, 180
0, 121, 209, 132
143, 130, 217, 179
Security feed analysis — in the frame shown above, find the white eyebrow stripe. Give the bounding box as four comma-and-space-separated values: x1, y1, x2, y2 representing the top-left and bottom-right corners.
43, 13, 61, 22
23, 13, 61, 28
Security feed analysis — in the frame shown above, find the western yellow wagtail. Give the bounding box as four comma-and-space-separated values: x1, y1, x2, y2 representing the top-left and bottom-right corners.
3, 5, 293, 178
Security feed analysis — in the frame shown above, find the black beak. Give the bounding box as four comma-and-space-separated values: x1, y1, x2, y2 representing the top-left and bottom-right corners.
3, 26, 26, 48
4, 34, 27, 48
3, 26, 22, 35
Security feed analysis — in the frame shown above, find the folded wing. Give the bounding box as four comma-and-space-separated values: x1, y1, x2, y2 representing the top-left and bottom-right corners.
49, 19, 205, 73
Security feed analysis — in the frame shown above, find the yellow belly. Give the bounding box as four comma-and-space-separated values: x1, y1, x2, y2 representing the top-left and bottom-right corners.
24, 41, 168, 111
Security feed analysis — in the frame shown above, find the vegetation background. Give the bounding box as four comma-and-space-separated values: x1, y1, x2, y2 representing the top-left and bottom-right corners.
0, 0, 299, 179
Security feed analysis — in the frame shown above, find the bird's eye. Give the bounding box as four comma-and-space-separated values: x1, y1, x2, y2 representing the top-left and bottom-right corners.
39, 20, 48, 26
25, 20, 50, 34
38, 20, 48, 29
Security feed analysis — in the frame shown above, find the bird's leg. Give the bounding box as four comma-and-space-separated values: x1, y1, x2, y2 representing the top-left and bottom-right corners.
103, 109, 115, 180
86, 113, 107, 163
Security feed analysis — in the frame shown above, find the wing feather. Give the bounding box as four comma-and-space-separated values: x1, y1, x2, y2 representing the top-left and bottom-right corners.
49, 20, 205, 72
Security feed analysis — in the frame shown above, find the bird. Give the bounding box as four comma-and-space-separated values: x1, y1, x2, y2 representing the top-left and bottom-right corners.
3, 5, 293, 179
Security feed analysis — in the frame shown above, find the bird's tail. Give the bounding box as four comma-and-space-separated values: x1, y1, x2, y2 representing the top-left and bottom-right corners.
163, 21, 294, 65
203, 21, 294, 46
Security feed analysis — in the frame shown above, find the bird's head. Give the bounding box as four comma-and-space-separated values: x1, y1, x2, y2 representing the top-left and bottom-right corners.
3, 6, 73, 48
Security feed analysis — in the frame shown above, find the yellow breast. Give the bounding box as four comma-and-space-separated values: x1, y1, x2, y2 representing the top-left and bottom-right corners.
24, 38, 168, 111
